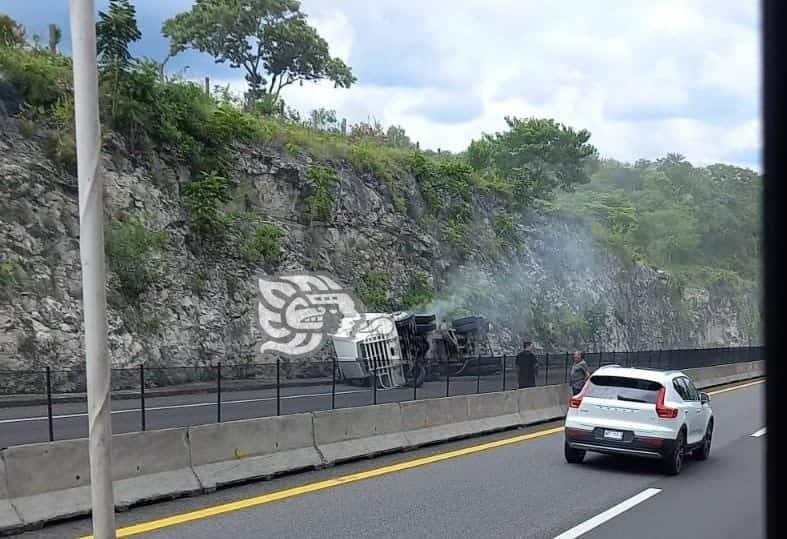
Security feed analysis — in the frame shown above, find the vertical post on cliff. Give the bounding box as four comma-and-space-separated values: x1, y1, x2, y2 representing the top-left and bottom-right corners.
70, 1, 116, 537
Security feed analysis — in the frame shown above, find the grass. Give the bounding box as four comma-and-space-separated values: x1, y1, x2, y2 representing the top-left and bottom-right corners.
358, 270, 391, 311
106, 218, 167, 300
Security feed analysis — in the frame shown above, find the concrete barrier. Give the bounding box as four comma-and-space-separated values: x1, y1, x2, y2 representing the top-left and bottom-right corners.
0, 455, 22, 533
1, 428, 199, 528
686, 360, 764, 389
466, 391, 521, 432
313, 403, 407, 464
517, 384, 572, 425
400, 394, 473, 447
3, 438, 90, 526
188, 413, 323, 490
111, 428, 201, 509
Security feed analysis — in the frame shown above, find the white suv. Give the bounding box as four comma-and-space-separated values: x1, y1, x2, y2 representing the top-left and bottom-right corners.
564, 366, 713, 475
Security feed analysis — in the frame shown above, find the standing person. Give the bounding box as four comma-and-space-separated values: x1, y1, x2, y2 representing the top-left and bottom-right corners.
570, 351, 590, 395
516, 340, 538, 389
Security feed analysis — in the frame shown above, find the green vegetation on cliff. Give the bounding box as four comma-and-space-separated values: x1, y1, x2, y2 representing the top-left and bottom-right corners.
0, 4, 761, 310
557, 156, 762, 290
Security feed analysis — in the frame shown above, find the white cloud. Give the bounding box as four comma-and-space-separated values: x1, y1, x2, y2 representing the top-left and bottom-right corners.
0, 0, 760, 166
287, 0, 762, 168
136, 0, 761, 168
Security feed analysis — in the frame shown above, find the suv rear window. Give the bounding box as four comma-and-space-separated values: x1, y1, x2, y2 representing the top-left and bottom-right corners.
586, 375, 663, 404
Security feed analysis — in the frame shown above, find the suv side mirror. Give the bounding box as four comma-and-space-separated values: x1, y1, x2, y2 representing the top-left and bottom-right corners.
700, 392, 710, 404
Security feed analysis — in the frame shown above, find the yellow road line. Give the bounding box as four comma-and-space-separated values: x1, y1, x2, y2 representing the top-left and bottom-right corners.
707, 378, 764, 396
79, 377, 765, 538
81, 426, 564, 538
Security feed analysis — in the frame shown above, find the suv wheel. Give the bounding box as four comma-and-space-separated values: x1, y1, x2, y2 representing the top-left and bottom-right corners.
694, 420, 713, 461
664, 429, 686, 475
564, 442, 585, 464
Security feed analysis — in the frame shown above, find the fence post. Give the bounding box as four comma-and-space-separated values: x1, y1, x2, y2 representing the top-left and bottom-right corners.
216, 362, 222, 423
445, 369, 450, 397
545, 353, 550, 386
45, 366, 54, 442
139, 364, 146, 431
413, 365, 418, 401
276, 357, 281, 416
564, 352, 569, 383
331, 356, 336, 410
372, 370, 377, 405
476, 356, 481, 394
501, 355, 507, 391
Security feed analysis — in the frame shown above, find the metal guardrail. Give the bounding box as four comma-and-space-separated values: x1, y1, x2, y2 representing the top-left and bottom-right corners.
0, 346, 764, 445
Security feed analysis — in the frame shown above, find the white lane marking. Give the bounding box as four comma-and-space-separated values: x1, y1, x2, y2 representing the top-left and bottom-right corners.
554, 488, 662, 539
751, 427, 766, 437
0, 388, 372, 424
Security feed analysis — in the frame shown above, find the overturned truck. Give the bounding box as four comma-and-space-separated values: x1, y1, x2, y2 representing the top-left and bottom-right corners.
329, 312, 498, 389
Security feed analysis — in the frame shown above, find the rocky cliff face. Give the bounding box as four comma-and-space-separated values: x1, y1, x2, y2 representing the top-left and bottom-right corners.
0, 114, 760, 372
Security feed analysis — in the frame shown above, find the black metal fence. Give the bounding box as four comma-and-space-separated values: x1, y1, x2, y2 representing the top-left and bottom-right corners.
0, 346, 764, 448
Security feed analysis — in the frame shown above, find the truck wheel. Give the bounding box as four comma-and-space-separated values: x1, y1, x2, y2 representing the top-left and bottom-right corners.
415, 323, 436, 334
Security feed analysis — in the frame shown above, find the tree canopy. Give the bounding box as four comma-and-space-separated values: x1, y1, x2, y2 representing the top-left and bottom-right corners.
0, 15, 26, 48
162, 0, 355, 103
467, 117, 597, 207
560, 155, 762, 287
96, 0, 141, 74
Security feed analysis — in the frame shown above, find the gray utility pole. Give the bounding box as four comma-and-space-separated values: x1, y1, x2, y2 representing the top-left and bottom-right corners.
69, 1, 116, 537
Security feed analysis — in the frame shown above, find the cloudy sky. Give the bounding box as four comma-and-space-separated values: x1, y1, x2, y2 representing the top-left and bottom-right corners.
1, 0, 761, 169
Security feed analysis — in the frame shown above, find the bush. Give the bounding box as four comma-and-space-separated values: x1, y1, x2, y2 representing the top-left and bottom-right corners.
0, 47, 71, 109
239, 223, 284, 266
110, 63, 258, 173
0, 259, 19, 288
305, 165, 339, 221
400, 272, 434, 309
358, 270, 391, 311
409, 153, 474, 222
106, 218, 167, 299
41, 131, 77, 175
182, 170, 232, 237
494, 213, 517, 247
443, 218, 470, 253
0, 15, 26, 48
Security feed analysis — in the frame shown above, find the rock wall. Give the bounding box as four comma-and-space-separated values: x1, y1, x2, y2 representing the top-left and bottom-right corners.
0, 115, 761, 371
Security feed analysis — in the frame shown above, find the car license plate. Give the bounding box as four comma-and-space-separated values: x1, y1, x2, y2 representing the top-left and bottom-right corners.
604, 430, 623, 441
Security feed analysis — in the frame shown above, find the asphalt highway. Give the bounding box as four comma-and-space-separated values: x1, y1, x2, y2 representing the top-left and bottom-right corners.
27, 379, 764, 539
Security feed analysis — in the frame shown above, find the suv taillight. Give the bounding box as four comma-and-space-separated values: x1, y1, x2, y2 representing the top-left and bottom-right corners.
569, 380, 589, 408
656, 387, 678, 418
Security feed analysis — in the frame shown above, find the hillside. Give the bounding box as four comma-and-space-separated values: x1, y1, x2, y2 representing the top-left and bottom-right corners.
0, 43, 762, 371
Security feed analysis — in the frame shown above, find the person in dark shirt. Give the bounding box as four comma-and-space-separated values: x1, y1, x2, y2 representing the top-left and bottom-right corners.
516, 340, 538, 388
570, 351, 590, 395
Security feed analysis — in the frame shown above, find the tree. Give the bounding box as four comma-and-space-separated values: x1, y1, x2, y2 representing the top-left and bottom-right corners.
48, 24, 62, 54
468, 117, 597, 207
97, 0, 141, 73
260, 13, 354, 98
0, 15, 26, 48
385, 125, 413, 148
162, 0, 355, 104
307, 107, 337, 131
96, 0, 142, 116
